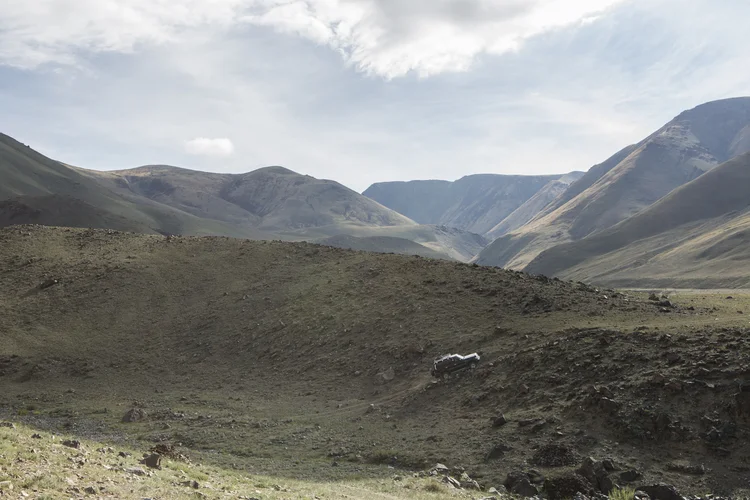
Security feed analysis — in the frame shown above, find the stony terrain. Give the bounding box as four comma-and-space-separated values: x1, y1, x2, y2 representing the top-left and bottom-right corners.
1, 225, 749, 498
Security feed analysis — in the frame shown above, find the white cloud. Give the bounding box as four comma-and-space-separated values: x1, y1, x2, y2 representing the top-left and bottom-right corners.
184, 137, 235, 157
244, 0, 630, 78
0, 0, 629, 77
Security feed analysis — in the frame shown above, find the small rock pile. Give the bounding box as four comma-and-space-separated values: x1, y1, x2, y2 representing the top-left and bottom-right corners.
422, 463, 481, 491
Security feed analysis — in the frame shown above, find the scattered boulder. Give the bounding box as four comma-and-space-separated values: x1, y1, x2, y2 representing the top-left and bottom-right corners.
620, 469, 643, 482
378, 367, 395, 382
577, 457, 614, 494
122, 408, 148, 423
31, 433, 42, 439
638, 484, 682, 500
62, 440, 81, 449
504, 471, 528, 490
531, 443, 579, 467
545, 473, 594, 500
432, 463, 449, 474
492, 414, 507, 427
39, 278, 59, 290
666, 463, 705, 475
0, 422, 15, 428
511, 478, 539, 498
126, 467, 147, 476
442, 476, 461, 489
485, 442, 512, 461
139, 453, 162, 469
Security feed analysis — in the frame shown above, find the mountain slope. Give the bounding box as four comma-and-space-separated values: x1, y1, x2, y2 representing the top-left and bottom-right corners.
476, 97, 750, 269
316, 234, 452, 260
0, 133, 486, 259
86, 165, 414, 233
364, 174, 563, 235
525, 152, 750, 287
0, 134, 271, 238
486, 171, 585, 239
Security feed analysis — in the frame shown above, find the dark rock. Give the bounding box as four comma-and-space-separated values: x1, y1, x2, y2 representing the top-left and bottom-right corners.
511, 478, 539, 498
531, 443, 579, 467
598, 474, 615, 494
666, 352, 681, 364
638, 484, 682, 500
62, 440, 81, 449
31, 434, 42, 439
598, 398, 621, 414
620, 470, 642, 482
84, 486, 97, 494
118, 451, 131, 458
122, 408, 148, 423
649, 294, 659, 301
139, 453, 162, 469
492, 414, 508, 427
39, 278, 59, 289
504, 471, 528, 490
527, 469, 545, 484
545, 473, 594, 500
0, 422, 15, 429
485, 442, 512, 461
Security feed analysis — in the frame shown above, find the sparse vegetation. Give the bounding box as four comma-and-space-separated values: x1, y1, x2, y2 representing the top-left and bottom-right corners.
1, 226, 749, 498
609, 487, 636, 500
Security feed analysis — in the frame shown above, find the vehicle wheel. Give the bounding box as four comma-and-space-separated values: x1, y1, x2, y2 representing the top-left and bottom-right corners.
469, 362, 477, 370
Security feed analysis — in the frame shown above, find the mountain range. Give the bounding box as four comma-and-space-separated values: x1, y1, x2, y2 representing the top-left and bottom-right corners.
0, 133, 485, 260
474, 97, 750, 270
2, 96, 750, 287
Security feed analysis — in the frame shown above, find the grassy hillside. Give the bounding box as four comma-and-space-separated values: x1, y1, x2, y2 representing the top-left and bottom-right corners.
0, 423, 475, 500
476, 97, 750, 270
2, 226, 750, 497
316, 234, 453, 260
86, 165, 415, 232
2, 133, 486, 258
0, 134, 272, 239
525, 153, 750, 287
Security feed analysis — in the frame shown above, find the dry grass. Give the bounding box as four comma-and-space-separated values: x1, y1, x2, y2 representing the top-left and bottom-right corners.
0, 423, 484, 499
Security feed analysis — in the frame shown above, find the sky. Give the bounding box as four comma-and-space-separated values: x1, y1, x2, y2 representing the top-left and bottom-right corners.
0, 0, 749, 192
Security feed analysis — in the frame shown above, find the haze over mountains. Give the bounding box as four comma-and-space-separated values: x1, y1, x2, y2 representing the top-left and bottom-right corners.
2, 96, 750, 287
363, 172, 583, 237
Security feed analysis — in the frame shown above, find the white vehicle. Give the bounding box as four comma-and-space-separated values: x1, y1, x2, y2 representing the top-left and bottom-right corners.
431, 353, 480, 378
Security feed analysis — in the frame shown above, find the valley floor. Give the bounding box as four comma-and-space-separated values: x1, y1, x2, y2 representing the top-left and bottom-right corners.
1, 226, 750, 499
